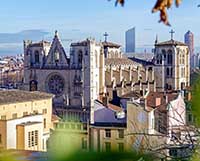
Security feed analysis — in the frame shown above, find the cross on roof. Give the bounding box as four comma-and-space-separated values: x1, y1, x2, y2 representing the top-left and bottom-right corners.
103, 32, 109, 42
169, 29, 175, 40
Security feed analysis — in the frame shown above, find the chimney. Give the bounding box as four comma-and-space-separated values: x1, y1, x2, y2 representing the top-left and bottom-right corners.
155, 97, 161, 106
164, 95, 168, 104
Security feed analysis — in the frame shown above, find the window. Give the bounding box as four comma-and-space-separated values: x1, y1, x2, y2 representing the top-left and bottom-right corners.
42, 109, 47, 114
82, 138, 87, 150
28, 130, 39, 148
34, 51, 40, 64
23, 112, 28, 116
105, 129, 111, 138
1, 115, 6, 120
33, 110, 38, 114
166, 68, 170, 76
118, 143, 124, 152
44, 118, 46, 129
95, 51, 98, 68
118, 129, 124, 139
167, 50, 173, 65
35, 130, 38, 146
156, 54, 162, 64
78, 50, 83, 67
12, 113, 17, 119
162, 50, 166, 59
105, 142, 111, 152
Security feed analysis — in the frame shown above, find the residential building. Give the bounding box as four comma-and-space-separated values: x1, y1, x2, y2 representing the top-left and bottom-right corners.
0, 90, 53, 151
90, 99, 126, 152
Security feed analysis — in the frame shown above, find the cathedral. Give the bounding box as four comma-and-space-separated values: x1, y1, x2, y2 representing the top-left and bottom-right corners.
23, 31, 189, 123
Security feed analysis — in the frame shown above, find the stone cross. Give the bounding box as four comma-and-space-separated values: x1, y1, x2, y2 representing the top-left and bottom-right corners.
169, 29, 175, 40
103, 32, 109, 42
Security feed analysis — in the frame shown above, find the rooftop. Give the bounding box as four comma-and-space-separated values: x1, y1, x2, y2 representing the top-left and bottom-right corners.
102, 41, 121, 48
128, 57, 154, 66
156, 40, 187, 47
28, 41, 51, 47
105, 58, 141, 67
0, 90, 53, 105
146, 91, 179, 112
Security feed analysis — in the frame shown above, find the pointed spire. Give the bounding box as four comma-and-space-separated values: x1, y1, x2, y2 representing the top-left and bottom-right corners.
155, 34, 158, 44
55, 30, 58, 37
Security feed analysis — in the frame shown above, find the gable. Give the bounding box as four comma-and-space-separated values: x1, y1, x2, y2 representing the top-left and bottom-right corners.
45, 31, 69, 67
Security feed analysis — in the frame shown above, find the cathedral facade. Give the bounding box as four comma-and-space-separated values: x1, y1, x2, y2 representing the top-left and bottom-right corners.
23, 31, 157, 122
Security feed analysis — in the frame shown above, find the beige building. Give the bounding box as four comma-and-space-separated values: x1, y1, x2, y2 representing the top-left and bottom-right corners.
0, 90, 53, 151
154, 39, 190, 91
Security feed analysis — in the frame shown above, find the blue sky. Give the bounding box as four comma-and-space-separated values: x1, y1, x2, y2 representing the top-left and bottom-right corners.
0, 0, 200, 55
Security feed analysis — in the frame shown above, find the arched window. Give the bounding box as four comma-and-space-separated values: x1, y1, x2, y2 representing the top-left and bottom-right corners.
34, 50, 40, 64
162, 49, 166, 60
95, 51, 98, 68
167, 50, 173, 65
156, 54, 162, 64
78, 50, 83, 67
179, 54, 182, 64
166, 68, 170, 76
182, 54, 185, 64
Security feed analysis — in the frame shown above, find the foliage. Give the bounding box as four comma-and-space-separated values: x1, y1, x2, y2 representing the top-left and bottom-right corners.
114, 0, 182, 26
50, 151, 156, 161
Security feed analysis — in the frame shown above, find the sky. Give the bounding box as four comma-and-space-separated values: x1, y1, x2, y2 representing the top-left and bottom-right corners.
0, 0, 199, 55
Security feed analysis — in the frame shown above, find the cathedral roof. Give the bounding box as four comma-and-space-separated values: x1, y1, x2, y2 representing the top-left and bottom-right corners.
102, 41, 121, 48
156, 39, 187, 47
0, 90, 53, 105
129, 57, 154, 66
105, 58, 140, 67
28, 41, 51, 47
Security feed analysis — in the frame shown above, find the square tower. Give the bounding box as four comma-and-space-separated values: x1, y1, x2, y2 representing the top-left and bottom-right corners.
154, 39, 190, 92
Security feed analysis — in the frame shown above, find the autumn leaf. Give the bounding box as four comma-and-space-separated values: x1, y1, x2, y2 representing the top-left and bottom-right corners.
113, 0, 182, 26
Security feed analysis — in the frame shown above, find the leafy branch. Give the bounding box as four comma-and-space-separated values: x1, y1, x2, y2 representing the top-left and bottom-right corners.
114, 0, 182, 26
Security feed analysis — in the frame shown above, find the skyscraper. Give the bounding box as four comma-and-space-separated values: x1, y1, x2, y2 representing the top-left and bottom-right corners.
184, 30, 194, 56
125, 27, 135, 53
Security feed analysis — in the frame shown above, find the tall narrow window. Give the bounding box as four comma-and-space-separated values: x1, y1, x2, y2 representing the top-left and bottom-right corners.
44, 118, 46, 129
34, 51, 40, 64
118, 129, 124, 139
167, 50, 173, 65
78, 50, 83, 67
95, 51, 98, 68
